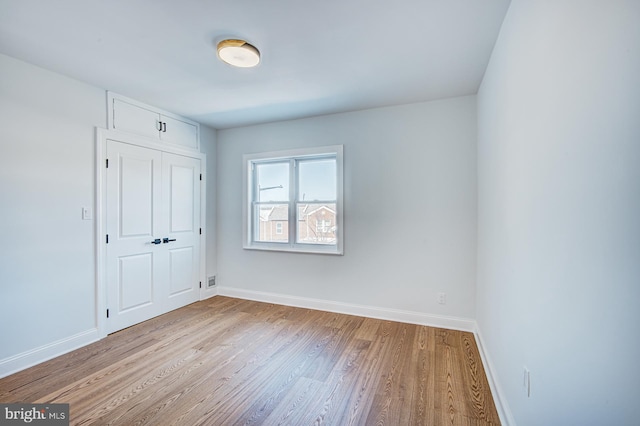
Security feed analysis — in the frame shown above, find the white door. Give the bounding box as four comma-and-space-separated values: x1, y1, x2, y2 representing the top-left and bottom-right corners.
162, 152, 201, 311
105, 140, 201, 333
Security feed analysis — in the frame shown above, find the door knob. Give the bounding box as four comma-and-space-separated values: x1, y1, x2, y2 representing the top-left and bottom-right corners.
163, 238, 176, 243
150, 239, 162, 245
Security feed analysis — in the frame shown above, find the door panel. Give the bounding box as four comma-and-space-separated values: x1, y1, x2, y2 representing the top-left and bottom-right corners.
118, 253, 154, 310
106, 141, 164, 333
168, 247, 194, 295
120, 156, 155, 237
112, 99, 160, 139
163, 153, 201, 311
169, 164, 195, 232
161, 115, 198, 150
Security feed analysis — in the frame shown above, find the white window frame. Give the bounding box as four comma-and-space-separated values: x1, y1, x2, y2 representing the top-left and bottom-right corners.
243, 145, 344, 255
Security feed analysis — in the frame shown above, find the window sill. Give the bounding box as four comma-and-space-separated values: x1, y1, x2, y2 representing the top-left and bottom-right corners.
243, 243, 343, 256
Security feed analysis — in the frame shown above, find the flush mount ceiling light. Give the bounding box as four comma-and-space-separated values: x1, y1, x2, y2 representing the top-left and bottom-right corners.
217, 39, 260, 68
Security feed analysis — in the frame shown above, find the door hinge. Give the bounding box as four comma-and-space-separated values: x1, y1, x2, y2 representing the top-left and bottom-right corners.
199, 281, 202, 289
106, 158, 109, 168
200, 173, 202, 181
199, 228, 202, 235
106, 309, 110, 318
106, 234, 109, 244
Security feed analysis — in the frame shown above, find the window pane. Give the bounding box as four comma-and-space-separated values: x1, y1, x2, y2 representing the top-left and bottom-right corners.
297, 203, 337, 245
255, 162, 289, 202
298, 158, 336, 201
254, 203, 289, 243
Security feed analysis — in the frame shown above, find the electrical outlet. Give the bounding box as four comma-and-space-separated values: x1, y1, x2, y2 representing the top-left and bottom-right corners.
437, 292, 446, 305
523, 367, 531, 397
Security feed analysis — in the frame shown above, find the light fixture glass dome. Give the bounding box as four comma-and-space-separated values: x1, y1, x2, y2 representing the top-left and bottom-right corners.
217, 39, 260, 68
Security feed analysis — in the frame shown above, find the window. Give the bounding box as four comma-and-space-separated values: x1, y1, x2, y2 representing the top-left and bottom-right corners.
316, 219, 331, 233
243, 145, 343, 254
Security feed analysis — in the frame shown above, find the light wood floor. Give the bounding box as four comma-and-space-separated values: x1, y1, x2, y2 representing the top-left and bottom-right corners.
0, 296, 500, 425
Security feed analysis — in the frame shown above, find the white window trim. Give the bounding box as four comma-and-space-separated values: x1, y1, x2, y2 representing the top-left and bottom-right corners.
242, 145, 344, 255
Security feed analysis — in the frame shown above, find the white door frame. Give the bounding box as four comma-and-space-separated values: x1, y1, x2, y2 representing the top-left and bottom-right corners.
95, 128, 207, 338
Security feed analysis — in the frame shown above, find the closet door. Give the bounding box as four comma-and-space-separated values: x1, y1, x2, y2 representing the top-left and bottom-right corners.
111, 98, 161, 139
160, 115, 199, 150
105, 141, 201, 334
105, 141, 165, 333
162, 152, 201, 311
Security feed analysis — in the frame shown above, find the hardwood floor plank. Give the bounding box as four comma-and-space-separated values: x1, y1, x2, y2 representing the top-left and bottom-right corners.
408, 325, 436, 425
307, 338, 373, 425
0, 296, 500, 425
260, 377, 328, 425
435, 329, 464, 425
365, 321, 416, 425
459, 332, 500, 425
302, 314, 364, 382
353, 316, 381, 341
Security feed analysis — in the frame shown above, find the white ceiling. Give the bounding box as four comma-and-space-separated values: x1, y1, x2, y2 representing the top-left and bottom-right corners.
0, 0, 510, 129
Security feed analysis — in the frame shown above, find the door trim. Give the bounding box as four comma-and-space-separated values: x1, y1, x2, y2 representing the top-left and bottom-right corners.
96, 128, 206, 338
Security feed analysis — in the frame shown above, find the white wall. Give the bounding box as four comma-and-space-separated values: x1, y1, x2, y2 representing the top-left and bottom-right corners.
477, 1, 640, 424
199, 125, 218, 286
217, 96, 477, 321
0, 53, 105, 363
0, 53, 217, 375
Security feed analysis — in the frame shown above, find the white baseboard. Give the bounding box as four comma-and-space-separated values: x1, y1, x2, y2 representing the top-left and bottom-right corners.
216, 286, 476, 332
199, 284, 218, 300
474, 325, 515, 426
0, 328, 100, 379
